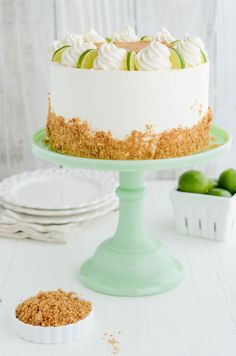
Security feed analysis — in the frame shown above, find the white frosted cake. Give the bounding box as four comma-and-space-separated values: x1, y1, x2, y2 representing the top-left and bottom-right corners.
47, 26, 211, 160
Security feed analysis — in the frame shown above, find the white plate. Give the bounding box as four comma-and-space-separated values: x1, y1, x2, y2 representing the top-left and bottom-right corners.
2, 200, 118, 225
0, 168, 117, 210
1, 194, 117, 216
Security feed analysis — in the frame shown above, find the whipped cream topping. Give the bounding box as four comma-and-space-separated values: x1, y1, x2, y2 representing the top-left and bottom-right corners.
93, 43, 127, 70
184, 34, 208, 60
153, 27, 176, 44
175, 36, 203, 67
135, 41, 171, 70
50, 27, 207, 70
50, 33, 81, 55
185, 34, 205, 49
111, 25, 139, 42
61, 38, 96, 67
81, 28, 105, 43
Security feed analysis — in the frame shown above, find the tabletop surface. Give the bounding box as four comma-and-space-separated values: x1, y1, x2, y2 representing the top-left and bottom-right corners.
1, 180, 236, 356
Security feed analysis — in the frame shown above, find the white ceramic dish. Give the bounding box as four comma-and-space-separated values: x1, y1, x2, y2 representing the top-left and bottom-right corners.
2, 199, 118, 225
170, 188, 236, 242
12, 307, 94, 344
0, 168, 116, 210
1, 194, 117, 217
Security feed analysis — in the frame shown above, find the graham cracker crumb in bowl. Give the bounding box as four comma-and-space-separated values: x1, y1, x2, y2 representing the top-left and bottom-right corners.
15, 289, 92, 327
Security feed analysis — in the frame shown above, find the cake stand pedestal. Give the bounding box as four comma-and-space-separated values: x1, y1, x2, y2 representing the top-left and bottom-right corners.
32, 126, 230, 297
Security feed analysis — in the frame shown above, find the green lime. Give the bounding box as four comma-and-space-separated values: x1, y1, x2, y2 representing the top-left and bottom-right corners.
208, 178, 217, 190
52, 45, 70, 62
169, 47, 185, 69
126, 51, 136, 71
140, 35, 152, 42
178, 170, 210, 194
218, 168, 236, 194
208, 188, 232, 197
105, 37, 112, 43
77, 49, 98, 69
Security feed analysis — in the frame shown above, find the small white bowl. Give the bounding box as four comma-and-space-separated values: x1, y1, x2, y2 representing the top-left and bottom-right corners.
12, 306, 94, 344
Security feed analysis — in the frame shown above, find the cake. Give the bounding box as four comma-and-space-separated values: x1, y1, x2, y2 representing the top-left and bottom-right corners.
47, 26, 211, 160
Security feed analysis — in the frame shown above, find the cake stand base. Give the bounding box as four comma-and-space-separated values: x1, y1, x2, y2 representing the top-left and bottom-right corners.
80, 241, 183, 297
32, 126, 231, 297
80, 171, 184, 296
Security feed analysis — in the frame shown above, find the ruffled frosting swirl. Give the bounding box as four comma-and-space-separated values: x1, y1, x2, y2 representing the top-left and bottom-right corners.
81, 28, 105, 43
153, 27, 176, 44
175, 36, 204, 67
61, 38, 96, 67
135, 41, 171, 70
111, 25, 139, 42
93, 43, 127, 70
50, 33, 81, 55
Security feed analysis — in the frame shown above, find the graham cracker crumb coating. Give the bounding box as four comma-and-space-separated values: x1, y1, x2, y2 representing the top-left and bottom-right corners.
15, 289, 92, 327
46, 107, 212, 160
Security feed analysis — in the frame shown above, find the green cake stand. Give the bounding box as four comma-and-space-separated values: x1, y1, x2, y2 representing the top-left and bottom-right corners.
32, 126, 231, 297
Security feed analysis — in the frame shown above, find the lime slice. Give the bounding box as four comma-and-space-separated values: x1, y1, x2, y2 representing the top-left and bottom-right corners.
105, 37, 112, 43
140, 35, 152, 42
52, 45, 70, 62
169, 47, 185, 69
170, 40, 180, 47
126, 51, 136, 71
77, 49, 98, 69
208, 188, 232, 198
201, 49, 207, 63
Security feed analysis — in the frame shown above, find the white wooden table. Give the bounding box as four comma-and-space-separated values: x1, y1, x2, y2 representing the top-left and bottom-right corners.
1, 180, 236, 356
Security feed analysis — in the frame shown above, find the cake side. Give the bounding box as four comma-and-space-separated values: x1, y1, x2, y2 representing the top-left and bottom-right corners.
49, 63, 209, 139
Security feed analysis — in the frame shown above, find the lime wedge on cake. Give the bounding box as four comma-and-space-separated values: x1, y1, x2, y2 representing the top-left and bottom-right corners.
126, 51, 136, 71
140, 35, 152, 42
52, 45, 70, 62
169, 47, 185, 69
77, 49, 98, 69
170, 40, 181, 47
201, 50, 207, 63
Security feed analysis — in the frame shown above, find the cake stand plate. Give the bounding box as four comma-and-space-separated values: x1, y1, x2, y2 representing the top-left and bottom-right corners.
32, 126, 231, 297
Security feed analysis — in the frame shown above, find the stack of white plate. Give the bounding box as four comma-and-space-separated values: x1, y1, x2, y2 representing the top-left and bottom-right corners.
0, 168, 118, 243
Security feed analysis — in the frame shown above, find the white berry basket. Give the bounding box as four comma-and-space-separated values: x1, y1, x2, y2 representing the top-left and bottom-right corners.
12, 306, 94, 344
170, 189, 236, 242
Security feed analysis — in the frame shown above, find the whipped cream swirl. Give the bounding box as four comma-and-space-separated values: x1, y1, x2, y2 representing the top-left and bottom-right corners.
175, 36, 204, 67
135, 41, 171, 70
50, 33, 81, 55
153, 27, 176, 44
81, 28, 105, 43
111, 25, 139, 42
61, 38, 96, 67
184, 34, 208, 60
93, 43, 127, 70
185, 34, 205, 50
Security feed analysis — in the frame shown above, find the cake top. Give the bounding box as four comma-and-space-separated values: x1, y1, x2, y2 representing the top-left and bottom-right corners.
50, 26, 208, 71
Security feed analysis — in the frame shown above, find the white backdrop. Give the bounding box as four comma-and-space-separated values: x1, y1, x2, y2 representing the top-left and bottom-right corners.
0, 0, 235, 180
